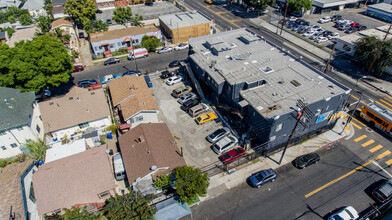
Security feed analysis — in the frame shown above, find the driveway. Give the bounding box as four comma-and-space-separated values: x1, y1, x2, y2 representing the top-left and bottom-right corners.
79, 38, 93, 67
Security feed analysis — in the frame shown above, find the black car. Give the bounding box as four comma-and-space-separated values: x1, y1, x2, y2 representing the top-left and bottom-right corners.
79, 32, 85, 38
293, 153, 320, 169
322, 30, 333, 37
104, 58, 120, 65
372, 179, 392, 203
123, 70, 141, 76
295, 19, 305, 24
357, 25, 367, 31
331, 14, 342, 21
78, 79, 98, 88
160, 69, 179, 79
247, 169, 277, 188
106, 19, 112, 25
180, 99, 200, 112
169, 60, 181, 68
345, 27, 357, 34
145, 1, 153, 6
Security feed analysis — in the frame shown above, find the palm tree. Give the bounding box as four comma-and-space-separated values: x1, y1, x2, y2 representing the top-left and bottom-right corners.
25, 139, 47, 161
50, 28, 71, 44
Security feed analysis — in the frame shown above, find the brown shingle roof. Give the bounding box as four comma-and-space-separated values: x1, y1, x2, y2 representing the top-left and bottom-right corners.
0, 160, 34, 220
51, 5, 64, 15
118, 123, 186, 183
39, 87, 110, 133
51, 18, 72, 30
108, 75, 158, 121
32, 146, 115, 215
89, 24, 159, 43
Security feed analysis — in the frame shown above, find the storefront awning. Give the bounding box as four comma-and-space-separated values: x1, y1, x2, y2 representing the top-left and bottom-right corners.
101, 43, 109, 46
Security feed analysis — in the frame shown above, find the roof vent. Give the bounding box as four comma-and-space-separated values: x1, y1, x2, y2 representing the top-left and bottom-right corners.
256, 106, 263, 111
8, 105, 13, 109
151, 165, 157, 171
49, 102, 54, 105
260, 66, 274, 74
77, 97, 80, 101
291, 80, 302, 87
272, 93, 278, 96
69, 97, 73, 100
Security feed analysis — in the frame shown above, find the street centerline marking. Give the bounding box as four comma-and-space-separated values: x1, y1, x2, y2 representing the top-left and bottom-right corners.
370, 145, 383, 153
305, 150, 391, 198
350, 95, 367, 105
362, 139, 375, 147
216, 11, 229, 15
354, 135, 367, 142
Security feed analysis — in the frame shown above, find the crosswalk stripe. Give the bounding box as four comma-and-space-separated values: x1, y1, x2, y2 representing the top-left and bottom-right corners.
376, 101, 392, 112
386, 159, 392, 166
382, 98, 392, 104
380, 99, 392, 107
345, 113, 366, 127
378, 150, 391, 159
362, 139, 375, 147
370, 145, 383, 153
350, 121, 362, 129
354, 135, 367, 142
350, 95, 367, 105
386, 96, 392, 101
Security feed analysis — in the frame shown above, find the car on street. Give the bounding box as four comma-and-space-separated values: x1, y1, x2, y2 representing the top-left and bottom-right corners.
327, 206, 359, 220
372, 178, 392, 203
177, 93, 197, 105
207, 127, 231, 143
161, 69, 180, 79
180, 99, 200, 112
318, 16, 331, 23
73, 65, 84, 72
196, 112, 217, 125
100, 74, 114, 84
172, 85, 192, 98
145, 1, 153, 6
104, 58, 120, 66
247, 169, 277, 188
328, 32, 340, 39
174, 43, 189, 51
315, 36, 328, 43
158, 47, 173, 54
293, 153, 320, 169
166, 75, 182, 86
219, 147, 245, 163
169, 60, 181, 68
123, 70, 141, 76
345, 27, 357, 34
212, 135, 238, 154
77, 79, 98, 88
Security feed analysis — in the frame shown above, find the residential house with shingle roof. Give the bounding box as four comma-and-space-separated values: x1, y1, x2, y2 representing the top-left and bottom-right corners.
118, 123, 186, 184
38, 87, 111, 144
0, 87, 43, 159
32, 146, 116, 216
51, 0, 67, 19
0, 159, 39, 220
108, 75, 159, 127
89, 24, 161, 56
21, 0, 45, 18
51, 18, 79, 52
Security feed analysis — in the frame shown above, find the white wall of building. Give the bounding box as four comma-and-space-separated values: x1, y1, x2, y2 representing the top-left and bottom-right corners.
125, 111, 159, 127
335, 38, 356, 57
0, 125, 37, 159
30, 102, 44, 140
21, 163, 39, 220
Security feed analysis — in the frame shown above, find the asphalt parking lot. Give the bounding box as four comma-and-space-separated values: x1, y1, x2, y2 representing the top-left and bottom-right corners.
150, 71, 224, 168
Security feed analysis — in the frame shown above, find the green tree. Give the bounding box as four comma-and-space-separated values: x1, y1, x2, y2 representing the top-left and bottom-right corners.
355, 36, 392, 77
112, 6, 133, 27
174, 166, 209, 204
44, 206, 101, 220
84, 20, 108, 33
104, 190, 157, 219
244, 0, 274, 10
19, 13, 33, 25
0, 35, 72, 92
131, 14, 143, 26
25, 139, 47, 161
289, 0, 312, 12
63, 0, 96, 25
51, 28, 71, 44
43, 0, 54, 16
4, 27, 15, 38
141, 35, 161, 52
36, 15, 53, 34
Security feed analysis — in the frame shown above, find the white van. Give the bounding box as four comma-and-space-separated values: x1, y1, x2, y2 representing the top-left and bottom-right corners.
127, 48, 148, 60
113, 153, 126, 181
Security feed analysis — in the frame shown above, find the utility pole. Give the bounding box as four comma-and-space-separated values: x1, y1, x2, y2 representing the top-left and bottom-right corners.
340, 91, 362, 134
177, 22, 180, 44
324, 43, 336, 74
366, 24, 392, 77
130, 38, 139, 73
280, 0, 289, 36
278, 100, 313, 165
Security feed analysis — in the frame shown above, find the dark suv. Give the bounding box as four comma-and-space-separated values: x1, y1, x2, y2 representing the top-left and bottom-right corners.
180, 99, 199, 112
372, 179, 392, 203
78, 79, 98, 88
161, 69, 179, 79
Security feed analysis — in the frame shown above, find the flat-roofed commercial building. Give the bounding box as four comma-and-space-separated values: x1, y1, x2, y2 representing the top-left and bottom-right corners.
188, 28, 350, 150
159, 10, 213, 45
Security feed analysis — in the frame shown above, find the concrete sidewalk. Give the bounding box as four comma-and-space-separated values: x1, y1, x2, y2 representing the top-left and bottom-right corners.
196, 118, 353, 204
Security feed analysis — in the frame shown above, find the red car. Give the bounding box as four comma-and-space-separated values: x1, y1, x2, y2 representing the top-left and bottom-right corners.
73, 65, 84, 72
219, 148, 245, 164
351, 22, 360, 28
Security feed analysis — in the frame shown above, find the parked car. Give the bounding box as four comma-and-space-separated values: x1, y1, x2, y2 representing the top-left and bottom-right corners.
78, 32, 85, 39
100, 74, 114, 84
372, 179, 392, 203
247, 169, 277, 188
145, 1, 153, 6
318, 16, 331, 23
303, 30, 315, 37
169, 60, 181, 68
345, 27, 357, 34
166, 75, 182, 86
127, 48, 148, 60
328, 32, 340, 39
106, 19, 112, 24
357, 25, 367, 31
177, 93, 197, 105
351, 22, 360, 28
309, 32, 322, 40
161, 69, 180, 79
338, 24, 351, 31
196, 112, 217, 125
327, 206, 359, 220
293, 153, 320, 169
35, 89, 51, 100
331, 14, 342, 21
292, 24, 301, 31
259, 9, 269, 14
309, 25, 321, 31
114, 74, 122, 79
123, 70, 141, 76
180, 99, 200, 112
104, 58, 120, 66
322, 30, 333, 37
212, 135, 238, 154
171, 85, 192, 98
207, 127, 231, 143
315, 36, 328, 43
204, 0, 213, 3
219, 147, 245, 163
78, 79, 98, 88
189, 103, 209, 118
175, 43, 189, 51
144, 75, 152, 88
297, 26, 307, 34
288, 16, 297, 22
158, 47, 173, 54
73, 65, 84, 72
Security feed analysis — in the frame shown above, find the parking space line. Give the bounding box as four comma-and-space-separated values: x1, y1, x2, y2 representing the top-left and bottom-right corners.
386, 159, 392, 166
362, 139, 375, 147
370, 145, 383, 153
354, 135, 367, 142
305, 150, 391, 198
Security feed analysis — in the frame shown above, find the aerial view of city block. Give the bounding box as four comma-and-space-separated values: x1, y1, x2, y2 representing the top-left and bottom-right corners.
0, 0, 392, 219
